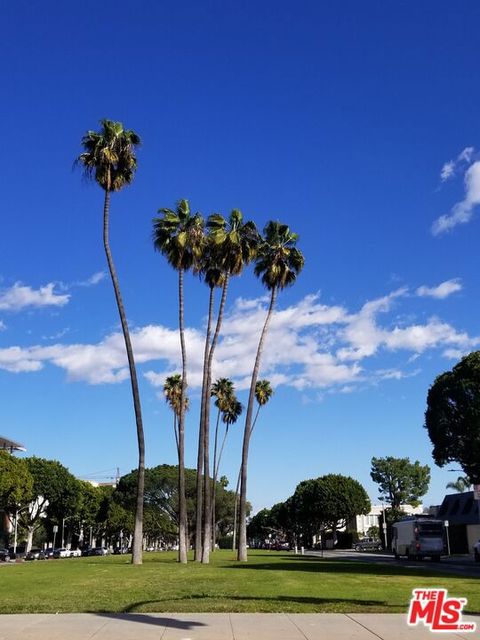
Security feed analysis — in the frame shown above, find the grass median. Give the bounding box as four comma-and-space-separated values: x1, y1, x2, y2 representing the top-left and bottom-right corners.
0, 550, 478, 614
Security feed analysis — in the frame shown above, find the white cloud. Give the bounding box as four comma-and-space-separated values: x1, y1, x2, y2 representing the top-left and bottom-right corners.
74, 271, 107, 287
433, 161, 480, 234
0, 288, 477, 393
440, 161, 455, 182
0, 282, 70, 311
440, 146, 475, 182
416, 279, 462, 299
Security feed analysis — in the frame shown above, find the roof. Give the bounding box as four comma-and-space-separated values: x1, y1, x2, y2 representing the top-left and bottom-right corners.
0, 435, 26, 453
437, 491, 480, 525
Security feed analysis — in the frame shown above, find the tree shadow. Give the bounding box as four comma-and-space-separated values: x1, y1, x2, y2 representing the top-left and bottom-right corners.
96, 612, 206, 629
119, 594, 392, 611
224, 554, 479, 580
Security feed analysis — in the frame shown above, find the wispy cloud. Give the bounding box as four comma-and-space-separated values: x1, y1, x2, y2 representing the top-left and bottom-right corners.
0, 282, 70, 312
416, 278, 462, 299
433, 161, 480, 235
74, 271, 107, 287
0, 287, 477, 394
440, 146, 475, 182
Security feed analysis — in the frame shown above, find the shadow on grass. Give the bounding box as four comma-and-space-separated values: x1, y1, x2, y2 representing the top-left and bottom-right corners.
96, 612, 206, 629
223, 554, 479, 580
121, 594, 392, 612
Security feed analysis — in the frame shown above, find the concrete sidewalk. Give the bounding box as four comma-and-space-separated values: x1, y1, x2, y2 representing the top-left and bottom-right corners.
0, 613, 478, 639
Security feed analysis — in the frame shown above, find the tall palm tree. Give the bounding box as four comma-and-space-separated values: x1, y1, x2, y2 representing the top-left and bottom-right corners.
163, 374, 188, 456
76, 119, 145, 565
199, 210, 259, 564
232, 379, 273, 550
194, 248, 226, 561
238, 222, 304, 561
153, 199, 205, 563
212, 391, 242, 550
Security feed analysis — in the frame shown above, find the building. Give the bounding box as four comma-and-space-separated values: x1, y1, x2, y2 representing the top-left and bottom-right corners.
437, 492, 480, 553
0, 435, 26, 454
355, 504, 424, 536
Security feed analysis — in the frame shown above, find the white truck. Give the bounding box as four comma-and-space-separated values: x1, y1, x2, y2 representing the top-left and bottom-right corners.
391, 516, 444, 561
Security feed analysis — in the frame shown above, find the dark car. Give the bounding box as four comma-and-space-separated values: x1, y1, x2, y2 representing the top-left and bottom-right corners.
353, 537, 383, 552
43, 547, 55, 559
25, 548, 46, 561
113, 546, 129, 555
0, 548, 10, 562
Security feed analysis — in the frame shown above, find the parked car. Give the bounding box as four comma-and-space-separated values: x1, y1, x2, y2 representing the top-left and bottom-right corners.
353, 537, 383, 552
53, 548, 70, 559
474, 539, 480, 562
113, 546, 129, 555
25, 548, 46, 561
69, 548, 82, 557
44, 547, 55, 559
91, 547, 108, 556
0, 548, 10, 562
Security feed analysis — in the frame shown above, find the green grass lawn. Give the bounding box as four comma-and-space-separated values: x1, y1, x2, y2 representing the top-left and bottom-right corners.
0, 550, 478, 615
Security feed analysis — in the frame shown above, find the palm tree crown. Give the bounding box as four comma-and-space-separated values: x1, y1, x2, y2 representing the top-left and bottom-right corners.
222, 398, 243, 426
255, 380, 274, 406
211, 378, 235, 411
207, 209, 260, 276
254, 221, 304, 290
164, 374, 188, 417
153, 199, 205, 272
77, 119, 141, 192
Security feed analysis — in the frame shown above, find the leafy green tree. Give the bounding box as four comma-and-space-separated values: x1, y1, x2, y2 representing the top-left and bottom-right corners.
22, 457, 79, 552
116, 464, 243, 546
238, 221, 304, 561
0, 452, 33, 536
370, 456, 430, 509
425, 351, 480, 483
153, 199, 205, 563
77, 119, 145, 565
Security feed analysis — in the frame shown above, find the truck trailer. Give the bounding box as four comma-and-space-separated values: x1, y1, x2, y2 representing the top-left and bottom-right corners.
391, 516, 444, 561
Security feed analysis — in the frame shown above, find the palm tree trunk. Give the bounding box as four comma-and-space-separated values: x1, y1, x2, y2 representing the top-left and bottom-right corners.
202, 277, 229, 563
195, 286, 214, 561
173, 414, 179, 458
238, 287, 277, 561
178, 269, 188, 564
103, 189, 145, 566
211, 409, 222, 551
232, 404, 260, 550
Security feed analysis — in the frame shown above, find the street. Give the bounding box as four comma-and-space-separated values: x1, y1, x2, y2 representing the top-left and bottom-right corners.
307, 549, 480, 578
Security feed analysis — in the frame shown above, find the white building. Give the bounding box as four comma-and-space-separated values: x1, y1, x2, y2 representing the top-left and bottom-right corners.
355, 504, 424, 536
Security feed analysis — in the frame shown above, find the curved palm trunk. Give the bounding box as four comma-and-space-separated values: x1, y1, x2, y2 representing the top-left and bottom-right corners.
178, 269, 188, 564
232, 404, 260, 550
238, 287, 277, 561
202, 277, 229, 563
195, 286, 215, 561
103, 189, 145, 566
210, 410, 222, 551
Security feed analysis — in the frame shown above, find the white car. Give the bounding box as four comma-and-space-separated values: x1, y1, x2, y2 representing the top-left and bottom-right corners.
53, 548, 70, 558
474, 540, 480, 562
69, 548, 82, 557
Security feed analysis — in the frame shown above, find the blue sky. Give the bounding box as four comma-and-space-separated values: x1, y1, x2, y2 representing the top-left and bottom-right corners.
2, 1, 480, 511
